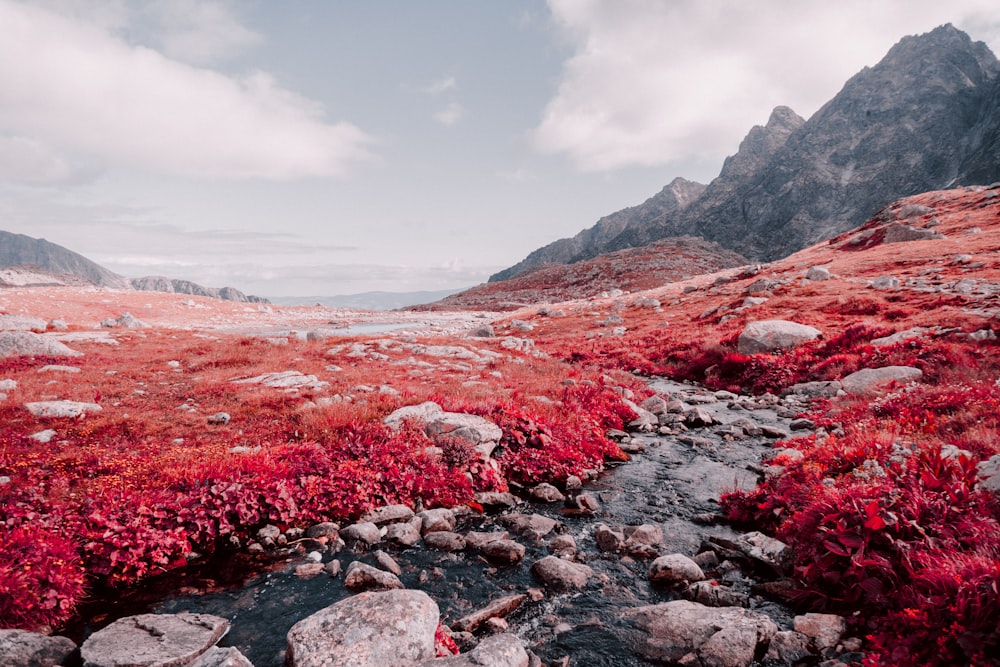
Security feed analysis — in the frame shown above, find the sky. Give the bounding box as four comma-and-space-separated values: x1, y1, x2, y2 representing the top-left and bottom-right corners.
1, 1, 999, 299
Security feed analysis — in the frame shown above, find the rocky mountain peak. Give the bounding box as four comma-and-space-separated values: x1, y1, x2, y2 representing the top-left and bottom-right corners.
716, 106, 805, 182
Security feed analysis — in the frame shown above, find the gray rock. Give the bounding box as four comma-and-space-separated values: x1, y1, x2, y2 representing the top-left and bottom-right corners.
80, 613, 229, 667
497, 513, 559, 539
452, 595, 528, 633
416, 633, 528, 667
806, 266, 833, 281
286, 590, 438, 667
684, 406, 716, 427
0, 629, 76, 667
25, 400, 102, 418
417, 507, 455, 534
793, 613, 847, 650
977, 454, 1000, 493
784, 380, 842, 398
594, 524, 626, 552
361, 504, 414, 526
473, 492, 519, 509
840, 366, 922, 394
384, 402, 502, 459
423, 531, 467, 552
0, 315, 48, 332
737, 320, 821, 354
870, 276, 900, 290
100, 312, 149, 329
530, 556, 593, 591
464, 531, 510, 550
340, 522, 382, 545
207, 412, 231, 425
343, 561, 404, 591
547, 534, 578, 558
530, 483, 565, 503
373, 550, 402, 576
623, 524, 664, 548
621, 600, 777, 667
189, 647, 254, 667
686, 580, 750, 608
0, 332, 82, 358
384, 519, 423, 547
764, 630, 814, 664
648, 554, 705, 585
883, 223, 945, 243
479, 539, 526, 565
871, 327, 932, 346
305, 522, 340, 540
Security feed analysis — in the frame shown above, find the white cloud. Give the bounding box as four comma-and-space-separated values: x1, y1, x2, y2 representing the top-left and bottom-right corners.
421, 76, 457, 94
0, 136, 82, 184
534, 0, 1000, 172
144, 0, 263, 65
433, 102, 466, 126
0, 1, 374, 180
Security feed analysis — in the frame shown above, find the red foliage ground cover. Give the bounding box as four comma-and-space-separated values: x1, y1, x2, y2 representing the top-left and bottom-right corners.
0, 328, 637, 631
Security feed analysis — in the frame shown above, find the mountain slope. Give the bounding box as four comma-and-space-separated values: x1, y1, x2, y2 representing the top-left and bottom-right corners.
495, 24, 1000, 279
0, 230, 131, 288
418, 236, 747, 311
489, 177, 706, 283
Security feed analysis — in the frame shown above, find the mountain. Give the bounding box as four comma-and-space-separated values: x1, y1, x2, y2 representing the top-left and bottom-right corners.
494, 24, 1000, 279
489, 177, 706, 283
417, 236, 747, 311
0, 230, 131, 289
130, 276, 268, 304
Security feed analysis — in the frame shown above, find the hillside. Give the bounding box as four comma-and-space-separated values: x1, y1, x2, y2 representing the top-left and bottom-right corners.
416, 236, 747, 311
493, 24, 1000, 282
0, 230, 131, 289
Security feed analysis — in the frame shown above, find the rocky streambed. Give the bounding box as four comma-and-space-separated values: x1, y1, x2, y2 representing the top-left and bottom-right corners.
20, 381, 863, 667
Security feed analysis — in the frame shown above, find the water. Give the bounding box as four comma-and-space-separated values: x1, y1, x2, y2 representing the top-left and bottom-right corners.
63, 381, 797, 666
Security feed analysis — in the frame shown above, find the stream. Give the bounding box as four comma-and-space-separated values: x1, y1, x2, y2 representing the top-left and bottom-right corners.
64, 380, 802, 666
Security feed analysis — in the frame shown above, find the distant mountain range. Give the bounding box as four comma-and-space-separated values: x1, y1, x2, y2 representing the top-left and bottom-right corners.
0, 229, 266, 303
492, 24, 1000, 283
270, 289, 466, 311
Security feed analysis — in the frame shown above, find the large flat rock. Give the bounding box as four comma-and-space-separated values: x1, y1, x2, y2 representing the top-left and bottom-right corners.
80, 613, 229, 667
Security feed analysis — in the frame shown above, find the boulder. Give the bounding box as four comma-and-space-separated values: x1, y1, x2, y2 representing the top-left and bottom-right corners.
0, 629, 76, 667
385, 519, 423, 547
497, 513, 559, 539
286, 590, 438, 667
473, 492, 519, 509
25, 400, 103, 418
621, 600, 777, 667
361, 504, 414, 526
0, 332, 82, 358
384, 402, 502, 459
417, 508, 455, 534
977, 454, 1000, 493
188, 647, 254, 667
343, 561, 404, 591
80, 613, 229, 667
530, 556, 593, 591
648, 554, 705, 585
416, 633, 528, 667
0, 315, 48, 332
594, 524, 625, 552
529, 483, 565, 503
840, 366, 922, 394
793, 613, 847, 650
452, 594, 527, 633
764, 630, 814, 664
340, 522, 382, 545
805, 266, 832, 281
737, 320, 821, 355
548, 534, 578, 558
479, 539, 526, 565
423, 531, 467, 552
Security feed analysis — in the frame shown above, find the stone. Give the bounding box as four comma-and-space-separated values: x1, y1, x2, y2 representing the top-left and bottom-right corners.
806, 266, 833, 281
80, 613, 229, 667
189, 647, 254, 667
686, 580, 750, 608
737, 320, 821, 355
344, 561, 404, 591
100, 312, 149, 328
870, 276, 900, 290
295, 562, 325, 577
623, 524, 664, 548
871, 327, 932, 346
571, 493, 600, 512
530, 483, 565, 503
306, 522, 340, 540
765, 630, 814, 664
0, 332, 82, 358
340, 522, 382, 545
423, 531, 467, 552
784, 380, 842, 398
417, 507, 455, 534
361, 504, 415, 526
373, 550, 402, 575
479, 539, 526, 565
384, 519, 423, 547
464, 531, 510, 550
621, 600, 777, 667
207, 412, 231, 425
977, 454, 1000, 493
384, 402, 502, 458
840, 366, 922, 394
530, 556, 593, 591
648, 554, 705, 585
24, 400, 102, 418
29, 429, 57, 443
452, 594, 528, 633
0, 629, 76, 667
416, 633, 529, 667
794, 613, 847, 650
497, 513, 559, 539
595, 524, 625, 553
684, 407, 715, 427
548, 534, 577, 558
0, 315, 48, 332
286, 590, 438, 667
883, 223, 945, 243
473, 491, 519, 509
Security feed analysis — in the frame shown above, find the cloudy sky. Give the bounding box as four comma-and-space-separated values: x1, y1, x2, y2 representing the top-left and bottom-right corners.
1, 1, 998, 299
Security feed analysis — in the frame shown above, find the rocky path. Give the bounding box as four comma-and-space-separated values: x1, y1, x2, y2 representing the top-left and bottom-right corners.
49, 381, 860, 667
